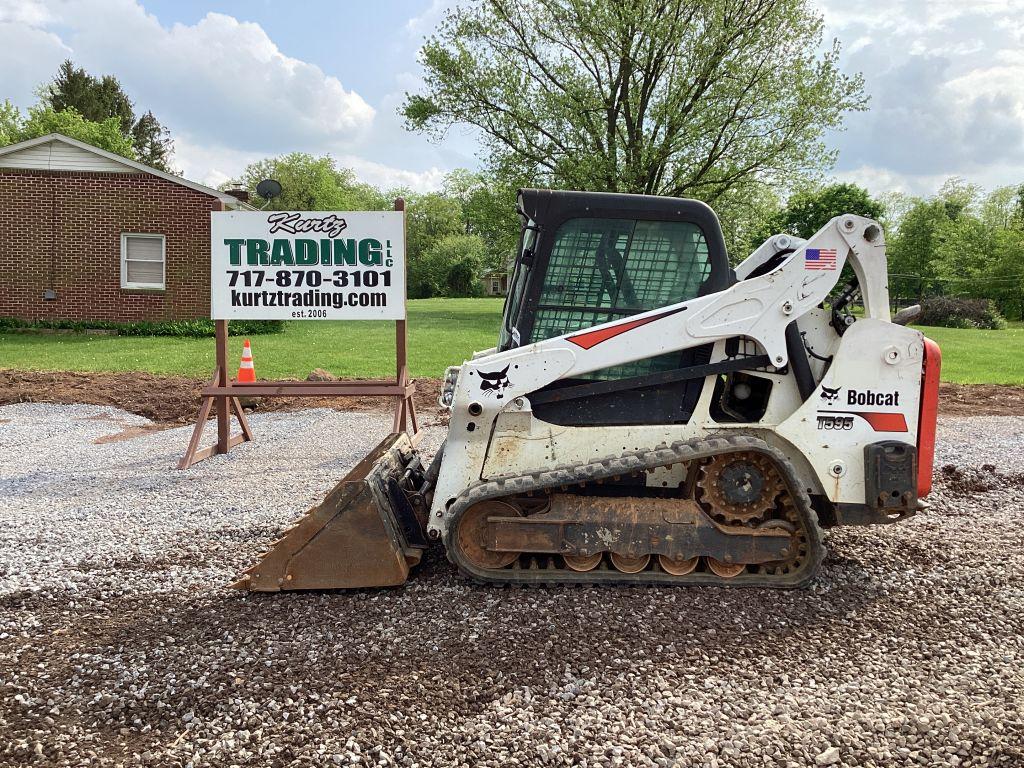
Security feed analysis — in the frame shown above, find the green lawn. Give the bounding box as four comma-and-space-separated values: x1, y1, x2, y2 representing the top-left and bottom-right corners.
1, 297, 1021, 385
911, 324, 1024, 385
0, 299, 504, 380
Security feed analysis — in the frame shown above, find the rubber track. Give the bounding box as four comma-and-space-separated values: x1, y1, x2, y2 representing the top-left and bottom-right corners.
443, 434, 825, 588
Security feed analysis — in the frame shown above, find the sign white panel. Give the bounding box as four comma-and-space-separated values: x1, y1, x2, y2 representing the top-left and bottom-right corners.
210, 211, 406, 320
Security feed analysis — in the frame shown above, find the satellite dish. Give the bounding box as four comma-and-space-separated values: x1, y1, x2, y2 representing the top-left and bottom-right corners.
256, 178, 282, 200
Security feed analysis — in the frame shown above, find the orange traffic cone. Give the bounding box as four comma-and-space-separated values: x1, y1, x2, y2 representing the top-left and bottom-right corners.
237, 339, 256, 383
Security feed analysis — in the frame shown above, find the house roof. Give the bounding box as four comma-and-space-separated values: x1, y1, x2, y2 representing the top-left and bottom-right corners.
0, 133, 252, 209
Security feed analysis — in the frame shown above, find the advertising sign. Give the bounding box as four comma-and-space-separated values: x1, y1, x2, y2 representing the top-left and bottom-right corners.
210, 210, 406, 320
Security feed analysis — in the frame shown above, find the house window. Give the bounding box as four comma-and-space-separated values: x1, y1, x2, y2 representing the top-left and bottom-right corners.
121, 233, 165, 289
490, 279, 500, 293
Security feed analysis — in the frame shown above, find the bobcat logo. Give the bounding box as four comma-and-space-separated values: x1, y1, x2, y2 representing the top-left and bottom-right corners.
478, 365, 511, 399
820, 385, 841, 405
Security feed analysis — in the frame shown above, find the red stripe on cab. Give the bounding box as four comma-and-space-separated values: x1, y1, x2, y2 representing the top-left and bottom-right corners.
567, 308, 683, 350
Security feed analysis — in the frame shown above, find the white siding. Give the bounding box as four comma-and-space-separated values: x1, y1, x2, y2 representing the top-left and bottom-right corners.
0, 140, 139, 173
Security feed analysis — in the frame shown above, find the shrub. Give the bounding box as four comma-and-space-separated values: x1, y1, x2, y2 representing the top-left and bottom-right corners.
916, 297, 1007, 330
0, 317, 285, 337
412, 234, 488, 298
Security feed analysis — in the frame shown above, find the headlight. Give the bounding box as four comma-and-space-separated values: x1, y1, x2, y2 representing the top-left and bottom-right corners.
439, 365, 461, 408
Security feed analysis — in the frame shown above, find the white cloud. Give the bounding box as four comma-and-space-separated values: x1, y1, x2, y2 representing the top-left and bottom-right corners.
0, 4, 69, 107
821, 0, 1024, 196
38, 2, 376, 150
0, 0, 458, 193
339, 155, 447, 192
405, 0, 457, 38
0, 0, 56, 26
170, 134, 264, 189
831, 164, 953, 197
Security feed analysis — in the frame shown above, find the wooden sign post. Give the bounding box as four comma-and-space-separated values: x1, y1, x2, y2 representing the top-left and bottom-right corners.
179, 198, 416, 470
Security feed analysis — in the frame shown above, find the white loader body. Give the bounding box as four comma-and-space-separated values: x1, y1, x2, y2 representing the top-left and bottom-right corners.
429, 215, 927, 539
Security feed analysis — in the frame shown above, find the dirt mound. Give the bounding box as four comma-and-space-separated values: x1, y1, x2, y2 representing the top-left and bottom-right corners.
0, 369, 445, 425
937, 463, 1024, 497
1, 370, 1021, 425
938, 382, 1024, 416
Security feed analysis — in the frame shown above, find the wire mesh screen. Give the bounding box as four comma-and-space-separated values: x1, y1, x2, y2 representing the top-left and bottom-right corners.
530, 218, 710, 379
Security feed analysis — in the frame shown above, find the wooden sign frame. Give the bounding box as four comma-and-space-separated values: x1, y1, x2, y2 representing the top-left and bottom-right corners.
179, 198, 417, 470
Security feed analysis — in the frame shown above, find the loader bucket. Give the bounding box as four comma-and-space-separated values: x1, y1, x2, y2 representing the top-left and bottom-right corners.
234, 433, 428, 591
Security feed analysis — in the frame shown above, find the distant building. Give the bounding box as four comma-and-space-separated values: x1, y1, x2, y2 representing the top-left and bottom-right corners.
0, 132, 250, 324
481, 254, 515, 296
481, 269, 509, 296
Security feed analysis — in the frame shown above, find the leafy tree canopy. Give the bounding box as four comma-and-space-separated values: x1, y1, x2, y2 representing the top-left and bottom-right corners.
887, 180, 1024, 319
415, 233, 488, 298
402, 191, 466, 269
48, 60, 135, 134
442, 169, 520, 270
0, 102, 136, 158
41, 60, 175, 172
753, 182, 884, 245
404, 0, 866, 205
232, 153, 389, 211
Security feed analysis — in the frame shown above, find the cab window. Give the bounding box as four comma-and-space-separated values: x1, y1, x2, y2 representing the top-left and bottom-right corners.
530, 217, 710, 378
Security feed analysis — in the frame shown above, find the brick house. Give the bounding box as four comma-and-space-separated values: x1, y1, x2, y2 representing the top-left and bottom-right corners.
0, 133, 250, 324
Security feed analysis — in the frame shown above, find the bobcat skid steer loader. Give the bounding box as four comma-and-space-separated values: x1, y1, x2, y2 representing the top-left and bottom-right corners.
235, 189, 941, 591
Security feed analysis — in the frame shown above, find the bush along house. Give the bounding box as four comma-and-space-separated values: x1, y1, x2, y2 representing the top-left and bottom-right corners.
0, 133, 251, 326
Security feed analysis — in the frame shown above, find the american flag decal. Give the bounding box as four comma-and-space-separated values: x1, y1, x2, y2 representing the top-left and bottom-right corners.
805, 248, 837, 270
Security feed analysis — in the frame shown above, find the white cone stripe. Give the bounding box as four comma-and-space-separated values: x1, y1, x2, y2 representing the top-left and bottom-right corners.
240, 360, 254, 369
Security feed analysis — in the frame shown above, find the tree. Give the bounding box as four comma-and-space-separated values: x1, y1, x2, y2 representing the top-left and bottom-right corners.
43, 60, 175, 171
887, 180, 978, 290
712, 183, 783, 262
416, 233, 488, 297
403, 190, 468, 268
404, 0, 865, 203
753, 182, 884, 245
233, 153, 388, 211
49, 61, 135, 134
442, 169, 520, 270
883, 180, 1024, 319
0, 100, 20, 146
931, 185, 1024, 319
0, 103, 136, 158
131, 111, 174, 171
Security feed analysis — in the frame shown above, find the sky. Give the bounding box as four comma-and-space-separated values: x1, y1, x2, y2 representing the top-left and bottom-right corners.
2, 0, 1024, 198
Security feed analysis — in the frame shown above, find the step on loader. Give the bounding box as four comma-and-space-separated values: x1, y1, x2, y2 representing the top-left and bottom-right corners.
234, 189, 941, 591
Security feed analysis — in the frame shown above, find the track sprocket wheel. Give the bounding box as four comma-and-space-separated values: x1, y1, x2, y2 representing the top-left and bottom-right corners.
697, 451, 785, 524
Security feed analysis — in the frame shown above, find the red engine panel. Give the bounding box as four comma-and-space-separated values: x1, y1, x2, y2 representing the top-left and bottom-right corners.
917, 338, 942, 497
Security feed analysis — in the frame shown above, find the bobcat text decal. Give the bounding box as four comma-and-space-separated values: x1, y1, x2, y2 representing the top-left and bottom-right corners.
817, 386, 907, 432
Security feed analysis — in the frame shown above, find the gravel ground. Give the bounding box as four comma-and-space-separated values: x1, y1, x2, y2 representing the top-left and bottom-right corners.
1, 404, 1023, 767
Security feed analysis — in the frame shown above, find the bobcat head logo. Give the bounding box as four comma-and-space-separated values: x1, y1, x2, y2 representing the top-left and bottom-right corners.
478, 365, 511, 399
820, 385, 841, 405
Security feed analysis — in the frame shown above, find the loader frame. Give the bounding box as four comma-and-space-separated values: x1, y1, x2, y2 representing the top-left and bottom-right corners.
427, 212, 906, 540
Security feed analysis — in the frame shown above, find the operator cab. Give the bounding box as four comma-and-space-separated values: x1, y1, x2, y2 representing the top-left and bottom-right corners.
499, 189, 733, 426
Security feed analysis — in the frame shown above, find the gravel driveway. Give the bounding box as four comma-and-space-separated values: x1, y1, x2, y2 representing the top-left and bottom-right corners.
1, 404, 1022, 767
